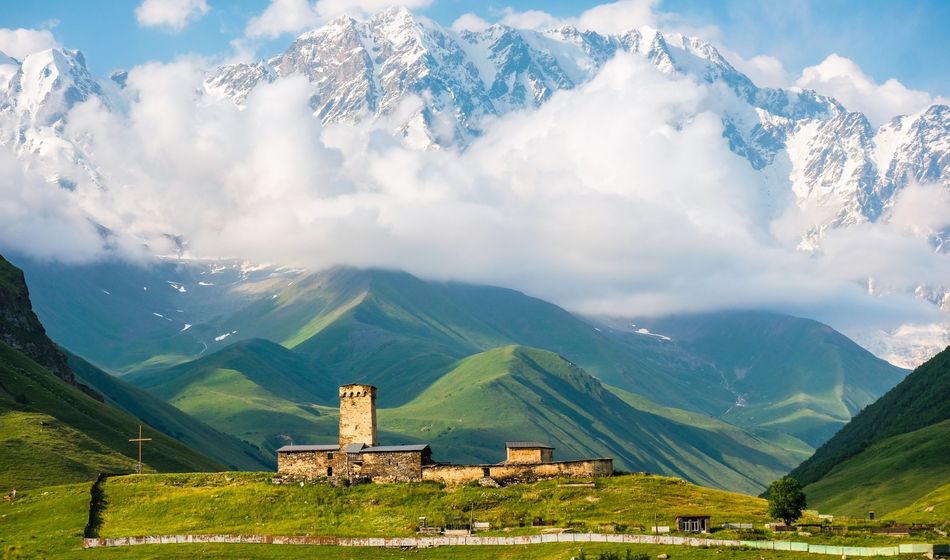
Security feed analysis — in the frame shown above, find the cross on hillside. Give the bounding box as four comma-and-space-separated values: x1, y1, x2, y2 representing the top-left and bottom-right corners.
129, 425, 152, 474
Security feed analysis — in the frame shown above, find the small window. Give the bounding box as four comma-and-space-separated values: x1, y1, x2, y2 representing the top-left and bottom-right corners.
327, 467, 333, 477
327, 452, 334, 460
482, 467, 490, 477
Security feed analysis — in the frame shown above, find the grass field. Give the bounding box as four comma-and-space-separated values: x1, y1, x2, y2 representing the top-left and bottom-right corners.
95, 472, 769, 538
0, 342, 226, 490
1, 473, 942, 559
805, 419, 950, 518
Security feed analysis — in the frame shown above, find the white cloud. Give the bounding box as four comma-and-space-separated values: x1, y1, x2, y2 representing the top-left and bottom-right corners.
796, 54, 943, 126
135, 0, 209, 32
450, 13, 490, 33
11, 51, 936, 336
498, 8, 559, 31
246, 0, 320, 39
0, 148, 109, 262
0, 28, 59, 60
725, 51, 788, 89
575, 0, 659, 34
245, 0, 434, 39
495, 0, 658, 33
314, 0, 434, 20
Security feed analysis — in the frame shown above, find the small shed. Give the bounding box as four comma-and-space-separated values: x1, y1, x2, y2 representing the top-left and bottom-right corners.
676, 515, 710, 533
505, 441, 554, 464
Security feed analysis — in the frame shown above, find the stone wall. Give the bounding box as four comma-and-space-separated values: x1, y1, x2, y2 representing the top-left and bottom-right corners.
422, 459, 613, 485
339, 384, 377, 448
360, 451, 424, 482
422, 465, 487, 484
277, 451, 339, 478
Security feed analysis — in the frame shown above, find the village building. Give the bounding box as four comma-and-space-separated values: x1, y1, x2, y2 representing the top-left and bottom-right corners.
276, 383, 613, 485
676, 515, 711, 533
505, 441, 554, 464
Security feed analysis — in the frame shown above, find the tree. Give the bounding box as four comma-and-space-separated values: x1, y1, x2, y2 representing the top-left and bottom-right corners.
767, 477, 807, 526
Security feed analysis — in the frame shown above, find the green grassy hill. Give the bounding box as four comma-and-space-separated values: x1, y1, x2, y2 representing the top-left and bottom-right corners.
889, 482, 950, 525
19, 260, 905, 449
12, 256, 304, 374
127, 338, 340, 452
1, 475, 841, 560
788, 346, 950, 519
802, 419, 950, 518
790, 346, 950, 486
131, 343, 808, 494
387, 346, 810, 494
12, 260, 910, 496
631, 312, 907, 446
0, 342, 224, 489
94, 473, 769, 538
67, 350, 272, 470
0, 254, 266, 490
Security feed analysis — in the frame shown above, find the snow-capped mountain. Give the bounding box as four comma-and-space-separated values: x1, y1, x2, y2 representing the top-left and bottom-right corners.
0, 46, 120, 189
202, 8, 948, 233
0, 7, 947, 366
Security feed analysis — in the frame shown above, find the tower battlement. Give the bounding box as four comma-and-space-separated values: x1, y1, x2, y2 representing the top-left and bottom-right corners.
339, 384, 377, 448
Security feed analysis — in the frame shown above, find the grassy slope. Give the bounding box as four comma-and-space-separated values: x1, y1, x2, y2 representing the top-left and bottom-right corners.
129, 343, 804, 493
127, 338, 340, 452
97, 473, 769, 538
67, 350, 273, 471
384, 346, 807, 494
0, 411, 141, 490
889, 482, 950, 525
19, 259, 905, 444
173, 268, 731, 411
0, 342, 224, 489
803, 419, 950, 518
1, 479, 825, 560
636, 312, 907, 447
790, 346, 950, 487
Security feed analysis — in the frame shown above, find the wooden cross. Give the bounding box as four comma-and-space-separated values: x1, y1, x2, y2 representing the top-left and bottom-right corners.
129, 425, 152, 474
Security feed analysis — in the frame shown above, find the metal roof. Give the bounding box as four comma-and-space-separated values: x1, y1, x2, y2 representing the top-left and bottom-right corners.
277, 444, 339, 453
505, 441, 554, 449
360, 444, 431, 453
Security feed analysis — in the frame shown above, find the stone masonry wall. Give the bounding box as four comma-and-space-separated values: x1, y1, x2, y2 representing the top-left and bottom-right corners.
421, 464, 487, 484
278, 451, 340, 477
339, 384, 377, 448
360, 451, 424, 482
422, 459, 613, 485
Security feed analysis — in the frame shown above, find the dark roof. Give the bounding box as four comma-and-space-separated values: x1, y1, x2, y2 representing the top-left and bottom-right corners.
360, 444, 431, 453
277, 444, 339, 453
675, 515, 711, 519
344, 443, 367, 453
505, 441, 554, 449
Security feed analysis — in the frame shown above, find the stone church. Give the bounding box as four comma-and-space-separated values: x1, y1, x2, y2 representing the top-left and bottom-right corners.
277, 383, 613, 484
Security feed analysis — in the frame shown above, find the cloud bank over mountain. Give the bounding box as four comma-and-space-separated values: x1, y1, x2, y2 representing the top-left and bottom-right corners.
0, 6, 947, 366
3, 53, 946, 325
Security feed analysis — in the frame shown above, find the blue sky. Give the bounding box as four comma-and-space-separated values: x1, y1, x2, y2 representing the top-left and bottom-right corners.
2, 0, 948, 96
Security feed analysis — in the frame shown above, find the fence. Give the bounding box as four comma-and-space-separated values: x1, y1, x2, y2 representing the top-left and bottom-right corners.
83, 533, 943, 557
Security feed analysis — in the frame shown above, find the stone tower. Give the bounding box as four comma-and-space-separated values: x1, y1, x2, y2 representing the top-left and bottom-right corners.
338, 384, 377, 448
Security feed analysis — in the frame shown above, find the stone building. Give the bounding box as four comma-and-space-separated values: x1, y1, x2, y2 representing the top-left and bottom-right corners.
277, 384, 434, 483
277, 383, 613, 485
505, 441, 554, 464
